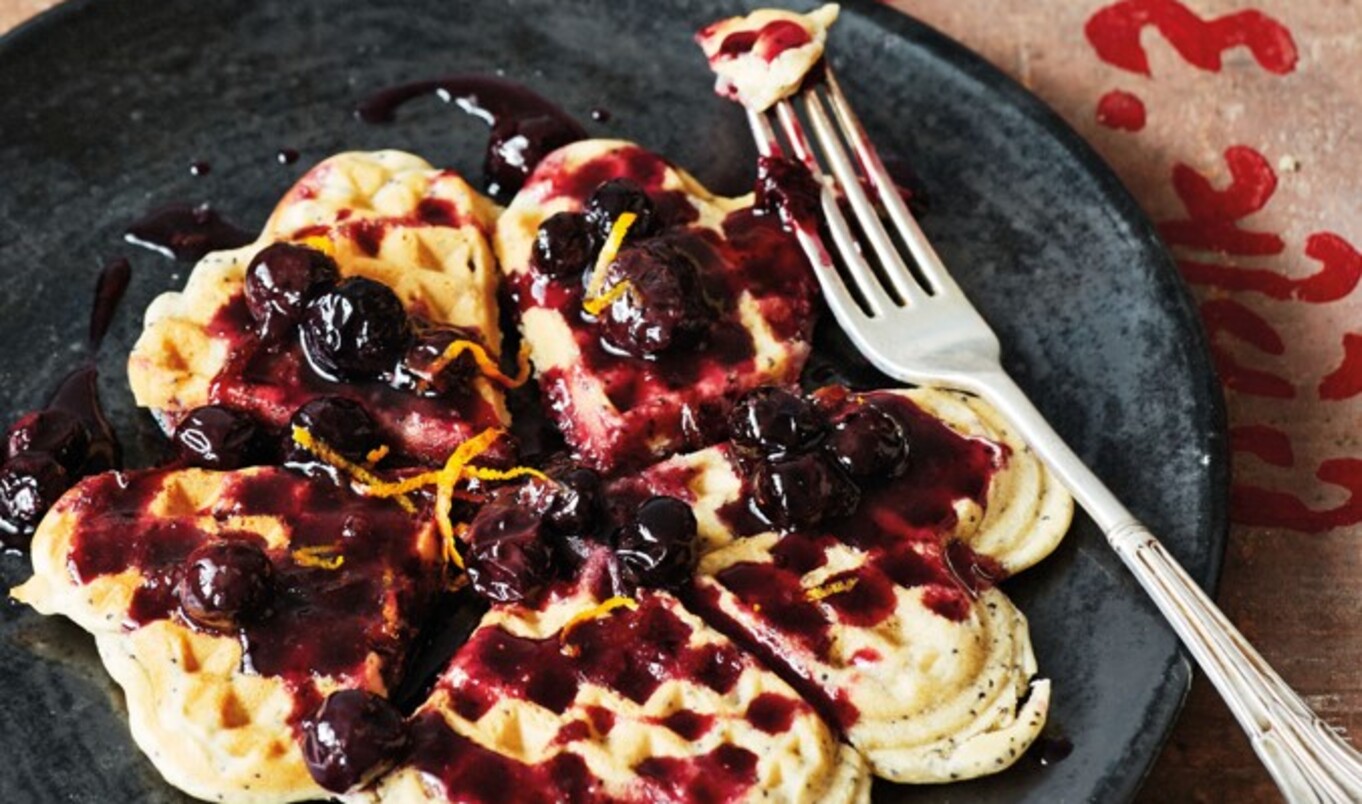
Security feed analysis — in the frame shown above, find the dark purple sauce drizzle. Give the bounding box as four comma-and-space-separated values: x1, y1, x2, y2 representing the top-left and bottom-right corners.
88, 257, 131, 350
124, 203, 253, 261
189, 161, 211, 177
355, 75, 588, 200
276, 148, 300, 165
1030, 734, 1074, 766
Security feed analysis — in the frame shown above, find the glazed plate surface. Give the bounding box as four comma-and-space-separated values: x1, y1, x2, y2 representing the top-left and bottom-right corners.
0, 0, 1227, 801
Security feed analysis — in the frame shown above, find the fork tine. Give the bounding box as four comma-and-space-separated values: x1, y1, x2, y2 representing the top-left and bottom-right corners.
823, 68, 963, 298
770, 101, 898, 316
745, 108, 872, 323
799, 88, 929, 307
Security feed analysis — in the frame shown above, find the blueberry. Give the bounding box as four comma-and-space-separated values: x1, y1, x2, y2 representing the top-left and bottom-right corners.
301, 277, 411, 382
531, 212, 597, 279
596, 242, 712, 357
244, 242, 340, 344
286, 397, 382, 464
6, 409, 90, 473
752, 452, 860, 530
584, 178, 658, 240
0, 454, 69, 540
543, 461, 603, 536
614, 496, 698, 591
390, 324, 482, 397
464, 493, 554, 603
826, 405, 909, 480
728, 387, 824, 459
172, 406, 264, 470
302, 689, 408, 793
176, 538, 274, 632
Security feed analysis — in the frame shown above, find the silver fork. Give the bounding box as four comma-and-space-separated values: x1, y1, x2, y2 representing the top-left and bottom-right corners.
747, 65, 1362, 803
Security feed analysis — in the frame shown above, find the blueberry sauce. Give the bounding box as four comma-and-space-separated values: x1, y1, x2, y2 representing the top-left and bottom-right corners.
65, 467, 437, 688
448, 592, 744, 714
276, 148, 300, 165
408, 703, 761, 803
508, 145, 816, 473
589, 106, 611, 123
88, 257, 132, 350
1030, 734, 1074, 766
124, 203, 253, 261
189, 161, 211, 177
744, 692, 800, 734
715, 20, 812, 62
755, 155, 822, 232
355, 75, 588, 200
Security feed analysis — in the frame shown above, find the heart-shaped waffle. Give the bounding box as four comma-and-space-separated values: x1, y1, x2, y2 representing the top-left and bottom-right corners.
13, 466, 441, 803
128, 151, 508, 464
612, 386, 1073, 782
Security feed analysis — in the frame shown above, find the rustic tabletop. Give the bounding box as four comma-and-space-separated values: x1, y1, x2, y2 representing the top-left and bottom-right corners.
2, 1, 1356, 802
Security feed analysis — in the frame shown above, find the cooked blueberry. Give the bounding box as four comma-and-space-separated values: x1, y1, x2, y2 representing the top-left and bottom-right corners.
301, 277, 411, 381
596, 242, 712, 357
826, 405, 909, 480
287, 397, 382, 463
544, 462, 603, 535
464, 494, 554, 603
485, 114, 581, 198
0, 454, 69, 538
244, 242, 340, 344
728, 387, 824, 459
585, 178, 658, 240
302, 689, 408, 793
6, 409, 90, 473
614, 496, 697, 591
176, 538, 274, 632
752, 452, 860, 530
172, 406, 264, 470
390, 324, 481, 397
532, 212, 597, 279
755, 155, 822, 229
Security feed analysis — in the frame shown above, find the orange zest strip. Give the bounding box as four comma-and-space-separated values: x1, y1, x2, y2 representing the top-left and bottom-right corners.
291, 426, 416, 514
464, 466, 550, 483
429, 339, 532, 389
806, 577, 858, 601
292, 545, 345, 570
582, 279, 633, 317
301, 234, 336, 256
444, 522, 469, 571
582, 211, 637, 311
433, 428, 506, 556
559, 596, 639, 654
365, 444, 391, 465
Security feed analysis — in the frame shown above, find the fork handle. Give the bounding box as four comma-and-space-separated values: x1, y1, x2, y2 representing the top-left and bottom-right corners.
972, 369, 1362, 804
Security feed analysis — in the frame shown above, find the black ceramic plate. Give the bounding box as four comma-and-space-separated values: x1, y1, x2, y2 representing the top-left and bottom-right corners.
0, 0, 1227, 801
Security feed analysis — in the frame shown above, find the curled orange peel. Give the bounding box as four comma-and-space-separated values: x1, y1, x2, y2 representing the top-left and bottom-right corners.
428, 339, 533, 389
583, 211, 637, 314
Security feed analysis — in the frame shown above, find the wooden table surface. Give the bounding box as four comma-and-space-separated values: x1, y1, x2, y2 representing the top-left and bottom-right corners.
2, 1, 1357, 801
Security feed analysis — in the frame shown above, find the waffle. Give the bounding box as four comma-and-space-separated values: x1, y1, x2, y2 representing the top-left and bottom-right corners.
617, 387, 1073, 783
495, 139, 818, 472
127, 151, 507, 462
12, 466, 441, 803
371, 582, 870, 803
696, 3, 840, 112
